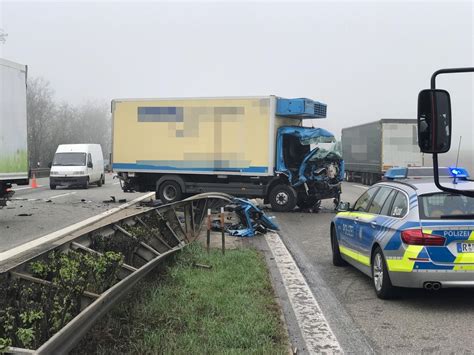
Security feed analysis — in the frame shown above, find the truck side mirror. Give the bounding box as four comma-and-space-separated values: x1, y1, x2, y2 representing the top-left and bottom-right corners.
88, 161, 93, 168
48, 162, 52, 168
417, 89, 452, 153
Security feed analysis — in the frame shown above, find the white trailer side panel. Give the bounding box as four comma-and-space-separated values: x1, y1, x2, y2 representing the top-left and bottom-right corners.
0, 59, 28, 181
381, 122, 422, 170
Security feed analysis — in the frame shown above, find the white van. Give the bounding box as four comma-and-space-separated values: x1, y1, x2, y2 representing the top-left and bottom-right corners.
49, 144, 105, 189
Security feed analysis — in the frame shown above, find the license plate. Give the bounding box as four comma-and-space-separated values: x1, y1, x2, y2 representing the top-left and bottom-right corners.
458, 243, 474, 253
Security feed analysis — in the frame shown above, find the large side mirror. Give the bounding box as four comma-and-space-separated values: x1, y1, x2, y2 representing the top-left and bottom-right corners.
48, 162, 52, 168
87, 161, 93, 168
417, 89, 452, 153
337, 201, 351, 212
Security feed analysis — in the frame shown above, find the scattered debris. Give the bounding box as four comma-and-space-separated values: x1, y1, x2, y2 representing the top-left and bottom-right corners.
17, 213, 32, 217
226, 198, 279, 237
139, 199, 163, 207
193, 263, 212, 269
118, 199, 127, 203
102, 196, 116, 203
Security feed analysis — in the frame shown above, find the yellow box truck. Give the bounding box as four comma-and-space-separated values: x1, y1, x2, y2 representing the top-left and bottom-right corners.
112, 96, 343, 211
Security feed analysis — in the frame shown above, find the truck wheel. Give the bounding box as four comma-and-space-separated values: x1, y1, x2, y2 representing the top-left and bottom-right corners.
158, 181, 182, 204
269, 185, 297, 212
97, 175, 103, 187
83, 178, 89, 189
50, 184, 56, 190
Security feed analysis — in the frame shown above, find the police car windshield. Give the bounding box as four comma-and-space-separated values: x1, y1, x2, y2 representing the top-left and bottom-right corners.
419, 192, 474, 219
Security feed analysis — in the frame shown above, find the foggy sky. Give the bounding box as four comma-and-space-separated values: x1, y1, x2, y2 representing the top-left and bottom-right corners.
1, 1, 473, 168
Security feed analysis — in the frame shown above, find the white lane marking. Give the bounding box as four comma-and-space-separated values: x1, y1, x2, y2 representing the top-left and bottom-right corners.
0, 192, 155, 262
48, 192, 77, 199
13, 185, 44, 191
265, 232, 342, 353
352, 184, 368, 190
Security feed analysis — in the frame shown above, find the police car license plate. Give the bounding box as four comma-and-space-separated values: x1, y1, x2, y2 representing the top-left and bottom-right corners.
458, 243, 474, 253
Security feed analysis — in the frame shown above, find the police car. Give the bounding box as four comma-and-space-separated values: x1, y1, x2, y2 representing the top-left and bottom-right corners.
331, 177, 474, 299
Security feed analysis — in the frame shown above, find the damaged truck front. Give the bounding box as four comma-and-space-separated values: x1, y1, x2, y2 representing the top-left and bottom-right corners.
112, 96, 343, 212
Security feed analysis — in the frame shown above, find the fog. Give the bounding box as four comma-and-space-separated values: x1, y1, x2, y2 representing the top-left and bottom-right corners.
1, 1, 473, 169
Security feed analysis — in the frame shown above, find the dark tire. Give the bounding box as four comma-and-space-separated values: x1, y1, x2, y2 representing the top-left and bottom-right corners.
296, 196, 320, 210
83, 178, 89, 189
331, 225, 348, 266
372, 247, 397, 299
102, 175, 106, 185
269, 184, 297, 212
158, 180, 183, 204
97, 175, 103, 187
50, 184, 56, 190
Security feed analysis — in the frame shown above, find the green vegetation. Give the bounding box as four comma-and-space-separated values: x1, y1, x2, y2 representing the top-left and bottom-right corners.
74, 244, 288, 354
0, 250, 123, 351
0, 150, 28, 173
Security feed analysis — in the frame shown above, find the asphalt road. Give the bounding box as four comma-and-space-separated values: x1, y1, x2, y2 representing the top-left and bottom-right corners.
275, 182, 474, 354
0, 174, 149, 253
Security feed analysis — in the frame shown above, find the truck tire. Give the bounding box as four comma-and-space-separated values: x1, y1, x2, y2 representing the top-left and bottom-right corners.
50, 184, 56, 190
269, 185, 297, 212
158, 180, 183, 204
97, 175, 103, 187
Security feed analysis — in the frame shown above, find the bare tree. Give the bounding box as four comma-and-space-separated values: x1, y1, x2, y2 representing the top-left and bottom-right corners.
27, 77, 56, 167
27, 77, 111, 166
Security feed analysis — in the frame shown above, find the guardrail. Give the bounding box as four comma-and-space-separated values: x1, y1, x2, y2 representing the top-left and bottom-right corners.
2, 192, 233, 354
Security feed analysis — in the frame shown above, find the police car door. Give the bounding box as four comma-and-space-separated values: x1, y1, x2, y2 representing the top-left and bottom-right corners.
344, 187, 379, 255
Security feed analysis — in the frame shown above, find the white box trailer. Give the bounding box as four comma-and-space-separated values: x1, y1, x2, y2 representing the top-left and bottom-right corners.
342, 119, 423, 185
0, 58, 29, 206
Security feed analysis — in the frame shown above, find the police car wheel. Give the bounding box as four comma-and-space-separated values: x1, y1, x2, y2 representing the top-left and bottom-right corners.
372, 247, 397, 299
331, 226, 347, 267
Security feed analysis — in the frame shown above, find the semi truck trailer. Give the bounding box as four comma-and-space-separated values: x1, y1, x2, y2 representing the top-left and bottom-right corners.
342, 119, 422, 185
0, 58, 29, 207
112, 96, 343, 212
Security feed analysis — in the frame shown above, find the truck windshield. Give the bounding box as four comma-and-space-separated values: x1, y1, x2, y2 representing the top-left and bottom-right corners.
52, 152, 86, 166
419, 192, 474, 219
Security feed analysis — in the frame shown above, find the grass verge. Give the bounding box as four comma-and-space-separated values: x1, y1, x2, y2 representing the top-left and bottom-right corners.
73, 243, 288, 354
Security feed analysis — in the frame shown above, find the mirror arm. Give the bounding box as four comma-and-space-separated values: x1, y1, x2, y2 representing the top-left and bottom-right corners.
431, 67, 474, 89
429, 67, 474, 198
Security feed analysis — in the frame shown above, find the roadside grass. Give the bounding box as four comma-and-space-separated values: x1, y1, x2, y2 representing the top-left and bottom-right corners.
0, 150, 28, 172
73, 243, 288, 354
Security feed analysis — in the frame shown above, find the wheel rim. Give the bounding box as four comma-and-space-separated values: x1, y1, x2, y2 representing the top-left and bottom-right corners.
275, 191, 289, 205
373, 253, 384, 291
163, 185, 177, 201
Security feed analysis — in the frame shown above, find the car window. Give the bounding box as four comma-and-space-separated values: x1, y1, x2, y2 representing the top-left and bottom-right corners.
389, 191, 408, 217
368, 187, 392, 214
353, 187, 379, 212
419, 193, 474, 219
380, 189, 397, 216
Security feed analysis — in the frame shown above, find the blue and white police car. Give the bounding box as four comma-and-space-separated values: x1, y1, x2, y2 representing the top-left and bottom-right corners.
331, 176, 474, 299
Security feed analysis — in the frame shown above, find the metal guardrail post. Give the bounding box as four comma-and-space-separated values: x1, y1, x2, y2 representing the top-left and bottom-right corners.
206, 209, 211, 254
221, 207, 225, 255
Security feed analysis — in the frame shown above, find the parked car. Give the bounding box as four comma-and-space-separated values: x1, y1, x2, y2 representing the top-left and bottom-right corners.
49, 144, 105, 189
331, 178, 474, 299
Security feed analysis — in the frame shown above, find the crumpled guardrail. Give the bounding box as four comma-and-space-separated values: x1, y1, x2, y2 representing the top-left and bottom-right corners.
3, 193, 232, 354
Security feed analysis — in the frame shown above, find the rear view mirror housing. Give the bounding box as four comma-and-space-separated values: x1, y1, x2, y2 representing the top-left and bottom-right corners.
337, 201, 351, 212
87, 161, 93, 168
417, 89, 452, 153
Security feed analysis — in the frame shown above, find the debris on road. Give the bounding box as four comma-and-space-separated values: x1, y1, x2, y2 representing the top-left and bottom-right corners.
225, 198, 279, 237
